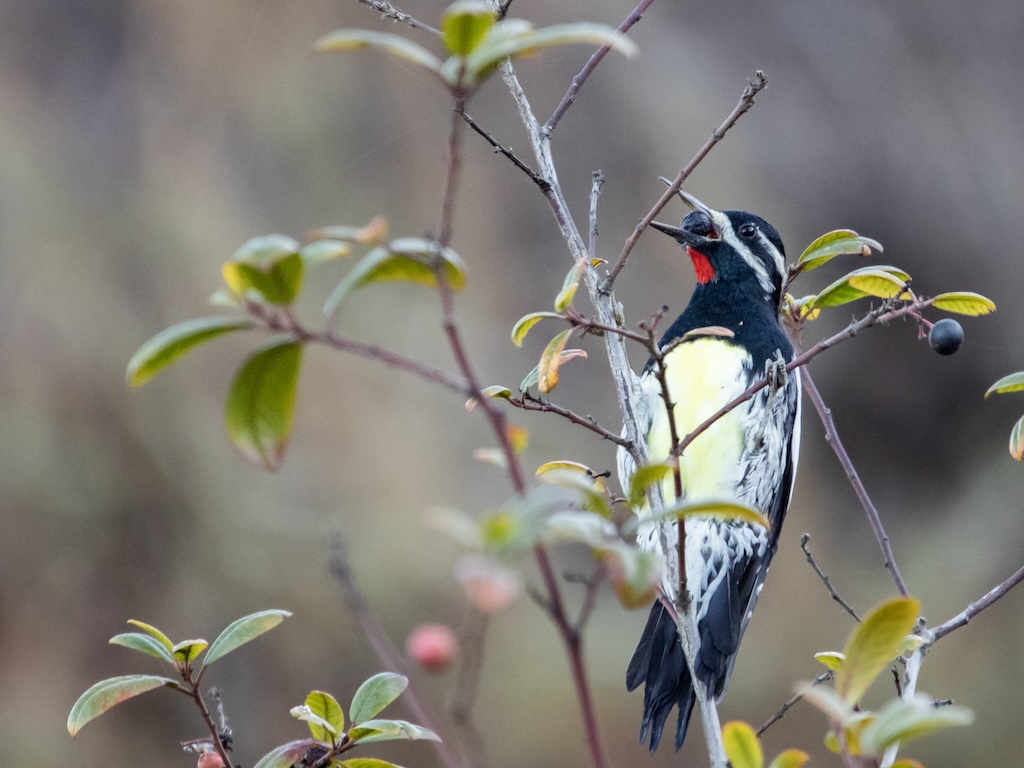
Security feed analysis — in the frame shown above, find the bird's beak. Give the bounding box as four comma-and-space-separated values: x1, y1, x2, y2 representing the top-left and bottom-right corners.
649, 220, 687, 239
677, 189, 712, 216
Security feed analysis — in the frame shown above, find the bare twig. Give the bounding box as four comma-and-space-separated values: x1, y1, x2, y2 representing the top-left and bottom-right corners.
357, 0, 440, 35
602, 71, 768, 290
545, 0, 657, 135
329, 536, 469, 768
756, 671, 833, 736
799, 366, 909, 596
463, 112, 549, 191
931, 563, 1024, 642
448, 607, 490, 768
512, 392, 630, 447
800, 533, 861, 622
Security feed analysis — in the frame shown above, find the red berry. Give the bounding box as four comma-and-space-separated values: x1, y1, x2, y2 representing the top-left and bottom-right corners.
406, 623, 458, 672
197, 752, 226, 768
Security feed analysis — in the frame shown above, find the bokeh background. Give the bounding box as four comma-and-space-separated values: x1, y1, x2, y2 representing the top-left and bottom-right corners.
3, 1, 1024, 766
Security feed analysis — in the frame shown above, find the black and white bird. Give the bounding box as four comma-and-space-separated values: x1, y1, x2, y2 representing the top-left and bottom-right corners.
620, 193, 802, 752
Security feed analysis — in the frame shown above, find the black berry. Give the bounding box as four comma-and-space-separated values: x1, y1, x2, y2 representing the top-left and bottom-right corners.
929, 318, 964, 356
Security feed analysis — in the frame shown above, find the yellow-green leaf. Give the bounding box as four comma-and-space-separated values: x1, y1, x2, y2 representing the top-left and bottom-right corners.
324, 238, 466, 319
349, 672, 408, 724
537, 329, 571, 393
860, 694, 973, 755
301, 690, 344, 742
768, 749, 810, 768
465, 385, 513, 412
846, 268, 909, 299
623, 498, 768, 536
109, 633, 175, 664
519, 348, 587, 392
536, 469, 611, 517
627, 462, 675, 508
796, 229, 882, 271
985, 371, 1024, 398
930, 291, 996, 316
223, 252, 304, 305
511, 311, 561, 347
1009, 415, 1024, 461
253, 740, 316, 768
890, 761, 926, 768
127, 317, 254, 387
204, 609, 292, 665
125, 619, 174, 651
722, 720, 763, 768
835, 596, 920, 705
300, 239, 351, 265
225, 340, 304, 472
316, 29, 442, 73
68, 675, 178, 736
554, 258, 585, 312
602, 543, 661, 609
441, 0, 495, 56
814, 651, 846, 671
346, 718, 439, 744
536, 460, 592, 477
341, 759, 403, 768
811, 266, 911, 309
172, 639, 208, 663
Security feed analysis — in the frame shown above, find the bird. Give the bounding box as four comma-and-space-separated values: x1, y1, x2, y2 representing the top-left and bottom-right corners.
619, 192, 802, 753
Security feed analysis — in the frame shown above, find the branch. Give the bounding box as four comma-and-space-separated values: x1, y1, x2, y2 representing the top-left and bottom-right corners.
328, 536, 469, 768
356, 0, 440, 35
463, 112, 550, 191
511, 392, 630, 447
799, 366, 909, 596
801, 533, 861, 622
544, 0, 657, 135
756, 671, 833, 736
931, 563, 1024, 642
602, 70, 768, 290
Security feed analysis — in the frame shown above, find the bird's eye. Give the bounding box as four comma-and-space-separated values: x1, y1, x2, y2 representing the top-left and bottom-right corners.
738, 223, 757, 238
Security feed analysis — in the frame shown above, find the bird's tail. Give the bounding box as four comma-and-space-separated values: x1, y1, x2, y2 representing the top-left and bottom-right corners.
625, 601, 696, 752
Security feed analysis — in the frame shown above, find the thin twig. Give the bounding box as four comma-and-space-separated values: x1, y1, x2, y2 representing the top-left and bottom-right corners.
357, 0, 440, 35
602, 71, 768, 291
328, 536, 469, 768
448, 607, 490, 768
799, 366, 909, 596
512, 392, 630, 447
544, 0, 657, 135
756, 671, 834, 736
931, 563, 1024, 642
463, 113, 550, 191
800, 533, 861, 622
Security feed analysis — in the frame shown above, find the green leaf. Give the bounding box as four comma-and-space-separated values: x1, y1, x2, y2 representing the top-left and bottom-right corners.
125, 620, 174, 651
172, 639, 208, 663
347, 718, 440, 744
890, 761, 926, 768
767, 749, 810, 768
519, 348, 587, 392
300, 239, 351, 266
622, 498, 768, 536
847, 268, 910, 299
722, 720, 763, 768
536, 469, 611, 517
441, 0, 495, 56
223, 252, 304, 305
324, 238, 467, 319
602, 543, 661, 609
465, 384, 513, 412
542, 510, 617, 548
68, 675, 178, 736
290, 704, 337, 740
537, 329, 571, 393
800, 682, 852, 722
109, 632, 175, 664
127, 317, 254, 387
511, 311, 561, 347
814, 651, 846, 671
1009, 415, 1024, 461
860, 694, 973, 755
233, 234, 300, 265
985, 371, 1024, 398
341, 759, 403, 768
627, 462, 674, 508
796, 230, 882, 271
835, 596, 920, 705
930, 291, 996, 316
301, 691, 345, 742
811, 266, 911, 309
464, 21, 637, 81
204, 609, 292, 665
316, 30, 443, 73
225, 341, 304, 472
349, 673, 408, 724
252, 740, 319, 768
554, 258, 585, 312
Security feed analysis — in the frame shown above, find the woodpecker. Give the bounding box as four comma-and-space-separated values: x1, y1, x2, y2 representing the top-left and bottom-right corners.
619, 193, 801, 753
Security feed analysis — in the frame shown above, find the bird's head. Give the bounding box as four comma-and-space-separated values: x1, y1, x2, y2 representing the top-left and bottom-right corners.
651, 192, 787, 309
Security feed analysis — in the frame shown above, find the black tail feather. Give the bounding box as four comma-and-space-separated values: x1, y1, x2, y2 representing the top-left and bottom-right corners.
626, 602, 696, 752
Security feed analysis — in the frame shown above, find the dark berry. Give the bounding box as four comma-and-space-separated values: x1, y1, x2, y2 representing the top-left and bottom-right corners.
681, 210, 713, 237
929, 318, 964, 356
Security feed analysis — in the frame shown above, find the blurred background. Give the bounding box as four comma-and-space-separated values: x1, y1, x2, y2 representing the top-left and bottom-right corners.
3, 0, 1024, 766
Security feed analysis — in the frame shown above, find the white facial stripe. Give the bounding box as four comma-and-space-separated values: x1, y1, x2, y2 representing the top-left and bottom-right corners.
758, 232, 786, 283
710, 210, 775, 298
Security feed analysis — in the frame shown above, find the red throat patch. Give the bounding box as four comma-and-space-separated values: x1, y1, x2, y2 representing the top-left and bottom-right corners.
686, 246, 715, 284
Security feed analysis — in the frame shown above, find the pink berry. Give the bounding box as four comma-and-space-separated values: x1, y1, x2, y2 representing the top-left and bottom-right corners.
406, 623, 458, 672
